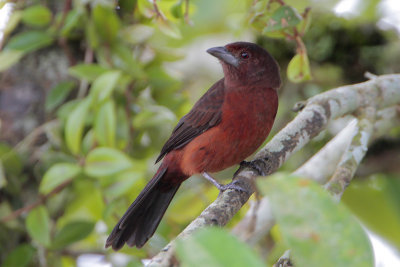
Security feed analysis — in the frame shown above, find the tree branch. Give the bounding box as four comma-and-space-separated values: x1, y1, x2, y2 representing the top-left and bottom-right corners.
148, 74, 400, 266
325, 106, 376, 200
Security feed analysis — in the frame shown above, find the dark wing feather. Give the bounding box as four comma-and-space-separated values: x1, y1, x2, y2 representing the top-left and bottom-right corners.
155, 79, 225, 163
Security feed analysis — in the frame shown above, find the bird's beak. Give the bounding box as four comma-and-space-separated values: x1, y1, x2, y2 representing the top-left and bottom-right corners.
207, 46, 239, 67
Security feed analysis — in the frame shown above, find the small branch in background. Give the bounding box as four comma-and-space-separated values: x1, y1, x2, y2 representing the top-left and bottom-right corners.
325, 106, 376, 200
77, 46, 93, 98
56, 0, 72, 31
1, 179, 73, 222
58, 37, 77, 66
273, 250, 293, 267
184, 0, 192, 25
11, 120, 59, 156
152, 0, 166, 20
299, 7, 311, 35
57, 0, 75, 66
124, 83, 135, 152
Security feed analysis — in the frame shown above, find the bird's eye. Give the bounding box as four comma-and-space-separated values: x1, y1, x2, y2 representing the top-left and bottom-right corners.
241, 51, 249, 59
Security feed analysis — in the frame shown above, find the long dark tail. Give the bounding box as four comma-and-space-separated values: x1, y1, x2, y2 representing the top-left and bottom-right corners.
105, 166, 184, 250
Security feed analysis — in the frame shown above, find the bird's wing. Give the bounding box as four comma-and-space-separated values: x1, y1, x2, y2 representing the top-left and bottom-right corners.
155, 79, 225, 163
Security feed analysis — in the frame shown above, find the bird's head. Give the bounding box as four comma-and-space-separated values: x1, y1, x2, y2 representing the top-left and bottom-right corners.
207, 42, 281, 89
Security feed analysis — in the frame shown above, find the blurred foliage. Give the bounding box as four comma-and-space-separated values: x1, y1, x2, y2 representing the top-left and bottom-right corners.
0, 0, 399, 266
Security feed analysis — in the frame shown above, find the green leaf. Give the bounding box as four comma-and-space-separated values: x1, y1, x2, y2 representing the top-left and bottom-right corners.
176, 227, 264, 267
257, 174, 374, 267
68, 63, 109, 81
287, 53, 312, 83
52, 221, 95, 249
0, 161, 6, 188
157, 18, 182, 39
121, 24, 154, 45
84, 147, 134, 177
61, 10, 81, 37
171, 1, 184, 18
94, 100, 116, 147
0, 143, 23, 175
65, 98, 91, 155
90, 70, 121, 103
263, 6, 302, 33
3, 244, 35, 267
21, 5, 52, 27
39, 163, 81, 194
342, 175, 400, 250
104, 169, 145, 199
0, 50, 24, 72
45, 81, 75, 112
5, 30, 54, 53
58, 180, 105, 224
92, 5, 120, 43
26, 205, 51, 246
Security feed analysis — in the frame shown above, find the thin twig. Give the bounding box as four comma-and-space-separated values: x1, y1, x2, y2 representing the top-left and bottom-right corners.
152, 0, 166, 20
1, 179, 73, 222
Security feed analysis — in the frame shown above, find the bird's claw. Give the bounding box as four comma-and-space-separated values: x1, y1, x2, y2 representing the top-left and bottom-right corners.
218, 179, 250, 194
239, 159, 268, 176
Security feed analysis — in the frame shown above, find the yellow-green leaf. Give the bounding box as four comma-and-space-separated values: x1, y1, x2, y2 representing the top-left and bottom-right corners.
287, 53, 312, 83
94, 100, 116, 147
257, 174, 374, 267
65, 98, 91, 155
90, 70, 121, 103
39, 163, 81, 194
176, 228, 265, 267
84, 147, 133, 177
0, 50, 24, 72
21, 5, 52, 27
26, 206, 50, 247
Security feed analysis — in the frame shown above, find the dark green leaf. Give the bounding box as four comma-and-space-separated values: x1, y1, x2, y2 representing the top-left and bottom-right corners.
26, 205, 51, 246
68, 63, 109, 81
3, 244, 35, 267
65, 98, 91, 155
92, 5, 120, 43
257, 174, 374, 267
94, 100, 116, 147
52, 221, 95, 249
287, 53, 312, 83
5, 30, 54, 53
39, 163, 81, 194
84, 147, 133, 177
61, 10, 81, 37
0, 143, 23, 176
0, 50, 24, 72
21, 5, 52, 27
171, 1, 184, 18
45, 81, 75, 112
263, 6, 302, 33
176, 227, 264, 267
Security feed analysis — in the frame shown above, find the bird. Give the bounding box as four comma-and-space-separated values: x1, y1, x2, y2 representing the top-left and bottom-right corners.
105, 41, 281, 250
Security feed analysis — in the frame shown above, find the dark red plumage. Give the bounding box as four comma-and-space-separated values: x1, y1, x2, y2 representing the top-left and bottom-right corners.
106, 41, 281, 250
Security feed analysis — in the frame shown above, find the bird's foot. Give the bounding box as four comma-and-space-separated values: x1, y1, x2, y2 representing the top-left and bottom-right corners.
238, 158, 268, 176
202, 172, 249, 193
